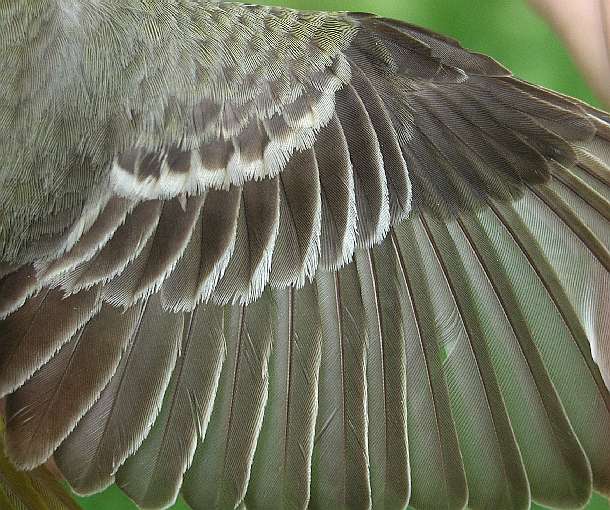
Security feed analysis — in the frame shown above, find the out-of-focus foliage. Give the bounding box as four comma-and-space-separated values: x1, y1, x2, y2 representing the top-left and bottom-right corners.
71, 1, 606, 509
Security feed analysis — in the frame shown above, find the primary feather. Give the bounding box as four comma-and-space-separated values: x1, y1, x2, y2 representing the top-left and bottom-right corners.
0, 1, 609, 509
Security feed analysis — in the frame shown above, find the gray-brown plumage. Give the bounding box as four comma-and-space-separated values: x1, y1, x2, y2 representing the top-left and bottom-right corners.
0, 1, 609, 509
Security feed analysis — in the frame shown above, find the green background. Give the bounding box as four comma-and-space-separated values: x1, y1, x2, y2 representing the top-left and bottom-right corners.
73, 1, 607, 509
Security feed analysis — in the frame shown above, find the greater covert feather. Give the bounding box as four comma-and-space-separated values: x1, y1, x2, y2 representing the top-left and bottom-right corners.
0, 1, 609, 509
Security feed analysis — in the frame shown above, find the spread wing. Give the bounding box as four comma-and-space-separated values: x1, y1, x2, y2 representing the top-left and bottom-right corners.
1, 5, 609, 510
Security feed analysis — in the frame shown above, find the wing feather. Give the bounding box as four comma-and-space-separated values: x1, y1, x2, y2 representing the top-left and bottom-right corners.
336, 84, 390, 248
0, 287, 101, 398
58, 200, 164, 294
315, 115, 357, 270
246, 284, 322, 510
348, 64, 412, 223
5, 304, 142, 470
310, 266, 371, 510
103, 196, 204, 307
397, 217, 530, 510
54, 294, 183, 494
116, 304, 226, 509
182, 291, 273, 510
212, 180, 280, 304
355, 248, 410, 510
455, 212, 592, 506
269, 149, 322, 288
161, 188, 241, 311
489, 197, 610, 493
389, 230, 468, 510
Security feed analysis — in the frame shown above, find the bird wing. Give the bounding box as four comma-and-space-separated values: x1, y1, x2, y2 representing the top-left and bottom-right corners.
1, 5, 609, 510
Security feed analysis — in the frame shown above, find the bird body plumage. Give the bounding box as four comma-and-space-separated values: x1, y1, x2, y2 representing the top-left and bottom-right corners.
0, 2, 609, 510
0, 0, 357, 263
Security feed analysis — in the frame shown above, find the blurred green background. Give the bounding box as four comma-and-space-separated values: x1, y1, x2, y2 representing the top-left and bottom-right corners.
73, 1, 607, 509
